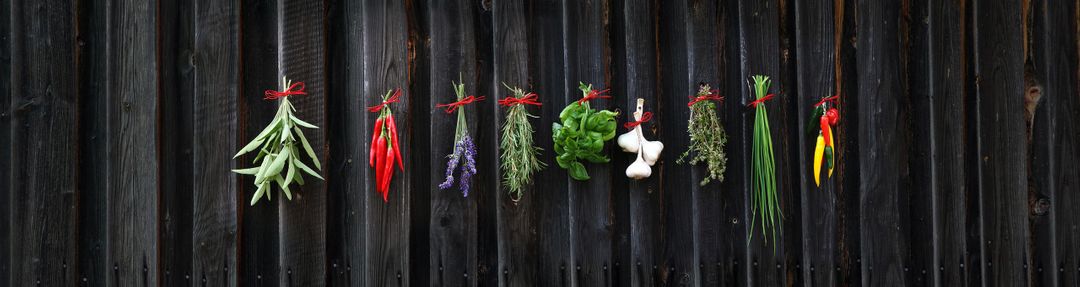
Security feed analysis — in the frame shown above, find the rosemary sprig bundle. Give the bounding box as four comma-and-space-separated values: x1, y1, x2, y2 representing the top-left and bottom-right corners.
498, 84, 544, 201
677, 84, 728, 186
233, 76, 324, 206
747, 75, 780, 246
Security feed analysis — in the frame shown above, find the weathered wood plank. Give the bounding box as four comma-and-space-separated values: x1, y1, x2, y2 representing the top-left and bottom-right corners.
326, 0, 365, 284
971, 0, 1028, 285
910, 0, 970, 285
1031, 0, 1079, 285
362, 0, 411, 285
106, 0, 161, 285
76, 0, 110, 284
856, 0, 911, 285
9, 0, 79, 285
472, 4, 500, 285
834, 0, 863, 285
528, 0, 573, 285
277, 0, 328, 285
428, 0, 480, 285
562, 0, 615, 285
191, 0, 241, 285
239, 0, 281, 285
405, 0, 432, 284
158, 0, 195, 284
718, 0, 751, 284
492, 0, 541, 285
0, 0, 10, 282
793, 0, 838, 285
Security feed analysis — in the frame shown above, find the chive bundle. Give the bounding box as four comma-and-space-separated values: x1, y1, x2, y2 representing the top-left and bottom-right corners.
748, 75, 780, 246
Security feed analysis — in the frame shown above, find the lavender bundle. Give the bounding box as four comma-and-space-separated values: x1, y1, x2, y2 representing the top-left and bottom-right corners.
437, 80, 483, 196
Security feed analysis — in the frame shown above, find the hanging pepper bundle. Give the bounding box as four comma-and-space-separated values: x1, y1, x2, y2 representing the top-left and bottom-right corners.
438, 80, 483, 197
809, 95, 840, 186
498, 84, 544, 201
747, 75, 780, 245
233, 76, 324, 206
368, 88, 404, 202
676, 84, 729, 186
552, 82, 618, 181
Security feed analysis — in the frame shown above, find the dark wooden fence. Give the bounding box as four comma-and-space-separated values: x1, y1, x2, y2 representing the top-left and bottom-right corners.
3, 0, 1078, 286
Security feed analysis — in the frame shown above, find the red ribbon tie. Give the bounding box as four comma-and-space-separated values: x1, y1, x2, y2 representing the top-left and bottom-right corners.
437, 95, 485, 113
264, 82, 306, 100
624, 112, 653, 130
688, 90, 723, 107
576, 89, 611, 105
813, 95, 840, 107
747, 93, 776, 108
367, 88, 402, 113
498, 93, 542, 107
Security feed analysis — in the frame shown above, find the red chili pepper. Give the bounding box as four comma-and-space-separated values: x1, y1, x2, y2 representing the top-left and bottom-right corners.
381, 141, 395, 201
826, 108, 839, 125
370, 117, 384, 167
388, 114, 403, 171
820, 116, 832, 147
374, 134, 387, 195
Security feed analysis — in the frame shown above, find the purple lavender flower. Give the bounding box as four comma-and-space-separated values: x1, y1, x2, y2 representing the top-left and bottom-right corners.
458, 135, 477, 197
439, 138, 464, 190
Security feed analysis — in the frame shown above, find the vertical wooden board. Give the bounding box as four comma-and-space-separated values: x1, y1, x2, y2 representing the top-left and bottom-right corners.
528, 0, 573, 285
776, 2, 805, 284
158, 0, 195, 284
361, 0, 411, 285
971, 0, 1028, 285
0, 0, 10, 282
906, 1, 937, 284
856, 0, 911, 285
717, 0, 750, 284
1032, 0, 1080, 285
736, 0, 789, 285
607, 0, 632, 284
326, 0, 365, 284
277, 0, 328, 285
472, 3, 500, 286
106, 0, 160, 285
9, 0, 79, 285
405, 0, 432, 284
910, 0, 970, 285
834, 0, 862, 284
492, 0, 541, 285
76, 0, 110, 284
239, 0, 281, 284
428, 0, 480, 285
191, 0, 240, 285
562, 0, 615, 285
793, 0, 838, 285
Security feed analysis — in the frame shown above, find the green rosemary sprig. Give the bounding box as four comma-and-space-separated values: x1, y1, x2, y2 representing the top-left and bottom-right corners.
748, 75, 780, 247
233, 76, 324, 206
499, 84, 545, 201
677, 84, 728, 186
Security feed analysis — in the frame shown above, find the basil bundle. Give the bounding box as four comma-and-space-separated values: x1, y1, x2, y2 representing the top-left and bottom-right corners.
552, 82, 618, 181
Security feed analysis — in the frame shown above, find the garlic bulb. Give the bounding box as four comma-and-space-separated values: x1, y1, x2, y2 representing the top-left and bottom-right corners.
621, 98, 663, 179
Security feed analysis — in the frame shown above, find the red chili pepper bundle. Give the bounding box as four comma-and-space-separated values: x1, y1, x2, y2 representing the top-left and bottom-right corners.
368, 88, 404, 202
809, 95, 840, 187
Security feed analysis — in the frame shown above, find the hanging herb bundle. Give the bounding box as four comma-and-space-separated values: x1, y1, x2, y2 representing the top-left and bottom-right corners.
552, 82, 618, 181
747, 75, 780, 245
233, 76, 324, 206
617, 98, 663, 179
676, 84, 729, 186
498, 84, 545, 201
437, 80, 483, 197
808, 95, 840, 187
368, 88, 404, 202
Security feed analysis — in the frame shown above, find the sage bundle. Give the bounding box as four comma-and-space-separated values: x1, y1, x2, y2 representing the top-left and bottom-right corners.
498, 84, 544, 201
747, 75, 780, 245
552, 82, 618, 181
437, 80, 483, 197
676, 84, 728, 186
233, 76, 324, 206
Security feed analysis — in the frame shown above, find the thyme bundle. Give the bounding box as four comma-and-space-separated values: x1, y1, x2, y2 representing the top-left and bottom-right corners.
233, 76, 324, 206
747, 75, 780, 246
437, 79, 483, 196
677, 84, 728, 186
498, 84, 545, 201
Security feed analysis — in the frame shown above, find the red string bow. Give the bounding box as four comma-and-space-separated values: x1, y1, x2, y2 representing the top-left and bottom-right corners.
746, 93, 776, 108
436, 95, 485, 113
367, 89, 402, 113
576, 89, 611, 105
688, 90, 723, 107
813, 95, 840, 107
624, 112, 653, 130
498, 93, 542, 107
264, 82, 306, 100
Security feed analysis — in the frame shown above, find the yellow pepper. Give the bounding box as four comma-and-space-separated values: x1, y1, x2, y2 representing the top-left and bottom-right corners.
813, 133, 824, 187
827, 125, 835, 178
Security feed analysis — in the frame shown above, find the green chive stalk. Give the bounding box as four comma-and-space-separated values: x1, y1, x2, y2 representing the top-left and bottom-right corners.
748, 75, 780, 247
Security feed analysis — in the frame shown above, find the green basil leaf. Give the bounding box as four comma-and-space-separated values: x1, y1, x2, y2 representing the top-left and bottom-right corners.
568, 162, 589, 181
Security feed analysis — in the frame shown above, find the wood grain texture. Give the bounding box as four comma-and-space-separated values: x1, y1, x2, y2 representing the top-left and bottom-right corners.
277, 0, 328, 285
834, 0, 862, 284
9, 0, 79, 285
563, 0, 615, 285
491, 0, 541, 285
856, 0, 911, 285
361, 0, 411, 285
793, 0, 837, 285
0, 0, 10, 283
472, 4, 500, 285
326, 0, 365, 284
718, 0, 751, 284
428, 0, 480, 285
1031, 0, 1079, 286
971, 0, 1029, 286
158, 0, 195, 284
76, 0, 111, 284
910, 0, 970, 285
528, 0, 573, 285
106, 0, 161, 285
239, 0, 282, 285
191, 0, 240, 284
